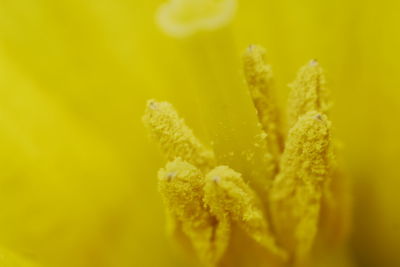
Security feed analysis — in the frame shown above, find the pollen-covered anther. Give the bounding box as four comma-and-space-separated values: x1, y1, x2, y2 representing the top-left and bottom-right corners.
243, 44, 283, 163
204, 165, 288, 260
158, 158, 228, 265
143, 99, 215, 170
269, 111, 333, 263
288, 60, 330, 127
157, 0, 237, 38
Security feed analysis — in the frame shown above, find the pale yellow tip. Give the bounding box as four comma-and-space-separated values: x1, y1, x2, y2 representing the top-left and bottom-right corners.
157, 0, 237, 38
309, 59, 319, 66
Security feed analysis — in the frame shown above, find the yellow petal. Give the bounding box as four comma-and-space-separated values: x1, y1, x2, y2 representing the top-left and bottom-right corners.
0, 247, 40, 267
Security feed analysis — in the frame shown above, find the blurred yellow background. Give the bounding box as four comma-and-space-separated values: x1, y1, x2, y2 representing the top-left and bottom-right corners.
0, 0, 399, 266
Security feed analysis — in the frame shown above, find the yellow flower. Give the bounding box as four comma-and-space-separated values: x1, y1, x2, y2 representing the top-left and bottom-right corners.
1, 0, 400, 266
144, 35, 351, 265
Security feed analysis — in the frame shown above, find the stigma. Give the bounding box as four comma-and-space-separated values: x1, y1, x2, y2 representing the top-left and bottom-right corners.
157, 0, 237, 37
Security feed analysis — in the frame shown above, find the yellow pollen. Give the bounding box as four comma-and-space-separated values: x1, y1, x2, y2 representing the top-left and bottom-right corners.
157, 0, 237, 38
204, 165, 288, 260
158, 158, 228, 265
288, 60, 330, 127
269, 111, 332, 263
144, 44, 350, 266
143, 100, 215, 170
285, 60, 351, 248
243, 44, 284, 165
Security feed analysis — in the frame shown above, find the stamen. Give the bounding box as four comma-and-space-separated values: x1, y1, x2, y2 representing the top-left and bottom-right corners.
320, 166, 352, 245
243, 44, 284, 162
204, 166, 287, 260
143, 100, 215, 170
157, 0, 237, 38
287, 62, 350, 248
157, 3, 274, 198
287, 60, 330, 127
158, 159, 228, 265
269, 111, 332, 263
